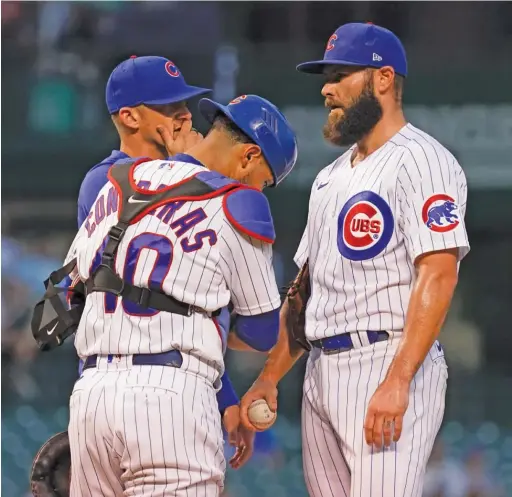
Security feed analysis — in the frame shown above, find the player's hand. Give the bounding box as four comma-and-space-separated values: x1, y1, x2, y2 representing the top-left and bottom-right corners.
364, 376, 409, 449
229, 424, 255, 470
239, 377, 278, 431
157, 119, 203, 156
222, 405, 254, 469
223, 404, 241, 447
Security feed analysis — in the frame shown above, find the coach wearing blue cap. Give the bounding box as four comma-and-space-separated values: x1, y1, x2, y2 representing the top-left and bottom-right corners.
77, 55, 209, 227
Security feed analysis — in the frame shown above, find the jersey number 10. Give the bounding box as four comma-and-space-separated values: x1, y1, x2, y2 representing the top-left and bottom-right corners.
91, 232, 173, 317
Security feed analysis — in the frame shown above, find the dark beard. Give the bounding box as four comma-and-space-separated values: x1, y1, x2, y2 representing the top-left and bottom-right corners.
323, 81, 383, 147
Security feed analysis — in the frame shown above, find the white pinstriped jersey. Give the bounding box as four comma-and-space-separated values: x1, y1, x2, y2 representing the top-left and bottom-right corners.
295, 123, 470, 340
65, 158, 280, 372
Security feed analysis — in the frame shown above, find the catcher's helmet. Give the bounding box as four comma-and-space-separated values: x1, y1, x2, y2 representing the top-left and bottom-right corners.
198, 94, 298, 186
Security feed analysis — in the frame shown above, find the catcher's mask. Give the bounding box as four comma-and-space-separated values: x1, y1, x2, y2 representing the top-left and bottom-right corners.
31, 259, 85, 351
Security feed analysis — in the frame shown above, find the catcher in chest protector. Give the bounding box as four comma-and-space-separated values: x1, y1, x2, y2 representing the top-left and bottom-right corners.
29, 93, 298, 496
28, 267, 309, 497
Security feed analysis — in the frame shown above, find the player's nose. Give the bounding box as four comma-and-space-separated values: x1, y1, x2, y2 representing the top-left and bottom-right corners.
321, 83, 335, 98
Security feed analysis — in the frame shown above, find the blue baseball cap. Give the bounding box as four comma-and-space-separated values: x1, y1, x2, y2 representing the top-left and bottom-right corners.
198, 95, 298, 186
297, 22, 407, 77
106, 55, 211, 114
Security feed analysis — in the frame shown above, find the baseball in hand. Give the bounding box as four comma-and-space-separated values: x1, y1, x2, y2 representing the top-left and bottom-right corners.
247, 399, 276, 430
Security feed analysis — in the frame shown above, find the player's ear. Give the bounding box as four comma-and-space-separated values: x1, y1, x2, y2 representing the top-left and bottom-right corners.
237, 144, 259, 179
241, 144, 263, 171
118, 106, 141, 131
375, 66, 395, 96
238, 145, 268, 189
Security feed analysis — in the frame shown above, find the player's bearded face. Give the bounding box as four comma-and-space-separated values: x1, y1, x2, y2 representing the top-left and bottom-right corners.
323, 73, 383, 147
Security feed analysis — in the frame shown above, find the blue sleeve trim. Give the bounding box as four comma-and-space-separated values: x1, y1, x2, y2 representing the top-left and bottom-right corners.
217, 371, 239, 414
233, 308, 280, 351
77, 165, 111, 228
223, 188, 276, 244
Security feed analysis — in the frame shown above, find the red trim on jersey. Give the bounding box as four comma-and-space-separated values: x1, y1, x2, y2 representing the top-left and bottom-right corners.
221, 187, 275, 245
66, 274, 82, 307
128, 157, 153, 191
107, 166, 125, 214
107, 159, 242, 225
129, 182, 240, 225
212, 316, 224, 343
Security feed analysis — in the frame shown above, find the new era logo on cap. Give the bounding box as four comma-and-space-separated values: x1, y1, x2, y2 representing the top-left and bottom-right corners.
373, 53, 383, 62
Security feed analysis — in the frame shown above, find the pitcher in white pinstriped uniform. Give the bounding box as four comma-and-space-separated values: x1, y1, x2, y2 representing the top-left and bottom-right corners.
58, 94, 298, 497
240, 23, 470, 497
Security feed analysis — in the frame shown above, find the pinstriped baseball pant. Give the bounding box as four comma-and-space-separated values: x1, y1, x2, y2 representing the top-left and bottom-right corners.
301, 334, 447, 497
68, 361, 225, 497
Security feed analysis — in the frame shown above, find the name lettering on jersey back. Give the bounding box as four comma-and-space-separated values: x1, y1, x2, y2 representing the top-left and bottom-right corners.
85, 181, 217, 252
85, 186, 119, 236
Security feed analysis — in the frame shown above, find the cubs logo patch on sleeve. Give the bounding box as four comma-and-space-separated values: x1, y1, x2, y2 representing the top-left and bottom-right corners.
422, 194, 460, 232
337, 191, 394, 261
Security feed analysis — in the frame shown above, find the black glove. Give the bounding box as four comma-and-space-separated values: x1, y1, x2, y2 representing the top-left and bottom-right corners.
30, 431, 71, 497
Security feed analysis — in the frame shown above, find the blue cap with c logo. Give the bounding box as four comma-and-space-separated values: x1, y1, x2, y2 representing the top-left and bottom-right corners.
297, 23, 407, 77
106, 56, 211, 114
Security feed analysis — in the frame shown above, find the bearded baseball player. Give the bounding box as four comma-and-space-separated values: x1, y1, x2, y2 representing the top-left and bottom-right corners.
31, 94, 298, 496
240, 22, 469, 497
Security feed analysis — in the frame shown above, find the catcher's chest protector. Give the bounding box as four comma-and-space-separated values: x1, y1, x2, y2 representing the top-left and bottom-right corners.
31, 158, 241, 352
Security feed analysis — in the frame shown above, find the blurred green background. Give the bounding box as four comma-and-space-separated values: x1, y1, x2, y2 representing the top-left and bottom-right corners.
2, 2, 512, 496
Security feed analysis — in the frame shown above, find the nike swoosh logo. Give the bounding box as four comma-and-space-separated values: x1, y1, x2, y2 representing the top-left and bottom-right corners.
47, 323, 58, 335
317, 182, 329, 190
128, 196, 150, 204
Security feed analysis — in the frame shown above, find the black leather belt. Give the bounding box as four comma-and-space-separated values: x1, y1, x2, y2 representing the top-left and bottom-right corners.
82, 350, 183, 371
310, 331, 389, 352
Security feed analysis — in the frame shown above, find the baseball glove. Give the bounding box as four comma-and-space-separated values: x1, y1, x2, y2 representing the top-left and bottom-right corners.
283, 260, 311, 351
30, 431, 71, 497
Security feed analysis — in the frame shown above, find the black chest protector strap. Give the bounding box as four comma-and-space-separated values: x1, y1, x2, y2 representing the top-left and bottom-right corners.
86, 160, 237, 317
31, 259, 86, 351
31, 160, 240, 351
